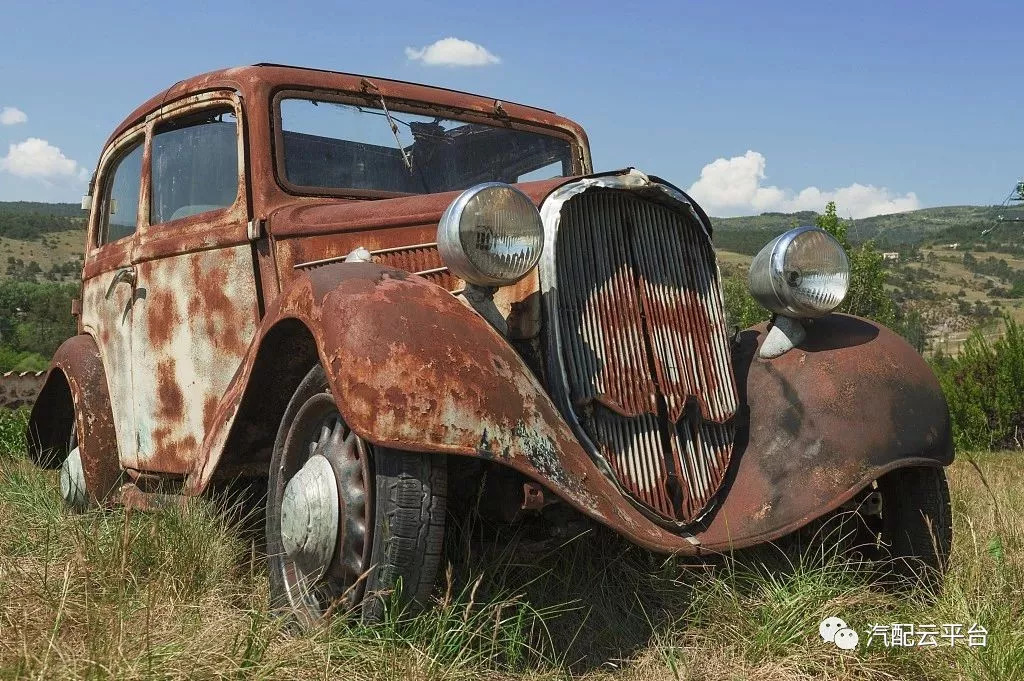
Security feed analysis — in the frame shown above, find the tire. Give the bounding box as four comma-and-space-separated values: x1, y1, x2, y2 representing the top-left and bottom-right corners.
875, 465, 952, 593
266, 365, 446, 625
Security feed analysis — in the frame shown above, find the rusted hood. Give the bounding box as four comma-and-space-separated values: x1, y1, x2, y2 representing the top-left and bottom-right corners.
266, 169, 707, 240
267, 177, 572, 239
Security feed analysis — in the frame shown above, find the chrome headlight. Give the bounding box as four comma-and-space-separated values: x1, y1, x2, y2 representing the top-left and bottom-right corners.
748, 226, 850, 318
437, 183, 543, 287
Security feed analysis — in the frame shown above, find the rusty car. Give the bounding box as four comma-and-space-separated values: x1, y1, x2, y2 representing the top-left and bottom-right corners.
27, 64, 953, 623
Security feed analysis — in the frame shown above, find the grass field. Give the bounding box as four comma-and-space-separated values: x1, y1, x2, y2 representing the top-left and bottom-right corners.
1, 407, 1022, 680
0, 229, 83, 281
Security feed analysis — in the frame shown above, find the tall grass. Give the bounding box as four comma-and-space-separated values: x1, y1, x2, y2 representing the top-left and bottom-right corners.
1, 407, 1021, 679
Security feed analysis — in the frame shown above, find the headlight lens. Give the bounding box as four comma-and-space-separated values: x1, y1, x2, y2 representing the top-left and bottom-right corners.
748, 226, 850, 318
437, 183, 544, 287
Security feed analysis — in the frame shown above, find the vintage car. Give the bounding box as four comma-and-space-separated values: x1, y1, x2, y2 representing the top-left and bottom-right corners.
27, 64, 953, 623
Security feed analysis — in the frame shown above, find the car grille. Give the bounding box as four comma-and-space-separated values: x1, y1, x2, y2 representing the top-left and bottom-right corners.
549, 187, 738, 524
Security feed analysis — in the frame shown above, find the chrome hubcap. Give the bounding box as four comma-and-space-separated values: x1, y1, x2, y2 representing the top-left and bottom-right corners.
279, 395, 372, 618
281, 454, 339, 579
59, 446, 87, 510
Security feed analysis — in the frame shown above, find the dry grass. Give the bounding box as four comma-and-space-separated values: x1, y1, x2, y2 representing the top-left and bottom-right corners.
0, 229, 82, 281
0, 407, 1022, 680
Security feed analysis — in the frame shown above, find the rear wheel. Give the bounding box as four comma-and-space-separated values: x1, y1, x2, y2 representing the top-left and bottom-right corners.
266, 365, 446, 625
58, 416, 87, 511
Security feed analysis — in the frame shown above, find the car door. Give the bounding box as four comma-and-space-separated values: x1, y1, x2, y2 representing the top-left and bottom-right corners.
80, 127, 146, 469
129, 91, 260, 474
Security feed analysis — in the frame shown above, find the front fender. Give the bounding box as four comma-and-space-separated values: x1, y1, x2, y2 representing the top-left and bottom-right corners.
693, 314, 952, 550
196, 263, 704, 553
196, 267, 950, 556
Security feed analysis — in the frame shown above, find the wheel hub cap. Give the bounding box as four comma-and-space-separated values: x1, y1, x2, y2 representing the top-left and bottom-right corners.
59, 446, 87, 510
280, 454, 339, 579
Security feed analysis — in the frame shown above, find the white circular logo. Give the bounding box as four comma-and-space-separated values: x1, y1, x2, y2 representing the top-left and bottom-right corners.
819, 616, 848, 643
834, 627, 860, 650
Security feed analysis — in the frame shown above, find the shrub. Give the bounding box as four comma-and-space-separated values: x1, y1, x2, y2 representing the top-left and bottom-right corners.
0, 407, 28, 460
722, 277, 769, 329
932, 317, 1024, 451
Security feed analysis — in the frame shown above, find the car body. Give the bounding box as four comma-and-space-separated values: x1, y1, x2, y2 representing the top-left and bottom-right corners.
27, 64, 954, 619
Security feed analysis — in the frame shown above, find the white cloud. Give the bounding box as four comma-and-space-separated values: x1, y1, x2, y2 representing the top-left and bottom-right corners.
405, 37, 501, 67
0, 107, 27, 125
687, 150, 920, 219
0, 138, 85, 182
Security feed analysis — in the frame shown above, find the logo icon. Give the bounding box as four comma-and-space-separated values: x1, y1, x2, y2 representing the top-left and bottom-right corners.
820, 616, 859, 650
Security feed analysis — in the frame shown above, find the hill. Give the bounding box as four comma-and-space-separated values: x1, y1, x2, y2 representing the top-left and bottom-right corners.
711, 204, 1024, 254
0, 202, 85, 283
0, 201, 84, 241
0, 201, 81, 218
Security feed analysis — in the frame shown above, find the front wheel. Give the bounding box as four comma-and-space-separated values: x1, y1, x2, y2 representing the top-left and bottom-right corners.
266, 365, 446, 625
875, 465, 952, 591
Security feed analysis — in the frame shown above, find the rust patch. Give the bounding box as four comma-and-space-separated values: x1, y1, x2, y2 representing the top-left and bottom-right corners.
190, 262, 952, 556
156, 359, 184, 419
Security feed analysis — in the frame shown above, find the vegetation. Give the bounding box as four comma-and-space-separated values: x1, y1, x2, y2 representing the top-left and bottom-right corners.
0, 201, 83, 240
814, 202, 898, 328
0, 280, 79, 371
0, 406, 1020, 679
932, 318, 1024, 452
962, 252, 1024, 298
714, 204, 1024, 250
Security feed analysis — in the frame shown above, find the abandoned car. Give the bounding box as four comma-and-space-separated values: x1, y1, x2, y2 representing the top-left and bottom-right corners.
28, 64, 953, 622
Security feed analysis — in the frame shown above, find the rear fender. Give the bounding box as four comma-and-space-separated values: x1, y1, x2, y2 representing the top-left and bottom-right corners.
27, 335, 121, 503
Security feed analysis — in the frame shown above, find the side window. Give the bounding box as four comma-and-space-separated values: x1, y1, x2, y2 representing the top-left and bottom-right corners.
97, 141, 143, 246
151, 106, 239, 224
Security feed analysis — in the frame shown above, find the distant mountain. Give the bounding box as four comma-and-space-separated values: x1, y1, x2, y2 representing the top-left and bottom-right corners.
2, 200, 1022, 252
0, 201, 82, 217
0, 201, 85, 240
711, 204, 1024, 254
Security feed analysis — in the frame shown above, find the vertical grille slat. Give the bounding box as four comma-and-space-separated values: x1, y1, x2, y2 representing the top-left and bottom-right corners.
553, 188, 739, 524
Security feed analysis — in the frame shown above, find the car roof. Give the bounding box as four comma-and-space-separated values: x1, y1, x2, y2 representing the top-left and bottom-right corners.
103, 63, 581, 152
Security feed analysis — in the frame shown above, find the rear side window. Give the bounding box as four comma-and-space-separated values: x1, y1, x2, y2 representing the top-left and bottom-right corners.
97, 140, 143, 246
150, 107, 238, 224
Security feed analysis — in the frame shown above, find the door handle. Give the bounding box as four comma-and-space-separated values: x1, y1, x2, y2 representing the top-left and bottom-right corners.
105, 266, 137, 299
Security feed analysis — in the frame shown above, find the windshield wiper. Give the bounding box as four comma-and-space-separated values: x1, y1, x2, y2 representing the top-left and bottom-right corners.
360, 79, 413, 173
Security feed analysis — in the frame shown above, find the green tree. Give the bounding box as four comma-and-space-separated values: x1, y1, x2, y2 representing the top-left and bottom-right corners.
815, 201, 898, 328
0, 279, 78, 369
722, 277, 769, 329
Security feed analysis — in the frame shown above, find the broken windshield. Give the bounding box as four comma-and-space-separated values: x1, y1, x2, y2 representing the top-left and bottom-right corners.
276, 96, 575, 196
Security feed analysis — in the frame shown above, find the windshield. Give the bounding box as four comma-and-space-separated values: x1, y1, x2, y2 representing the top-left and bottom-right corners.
276, 96, 576, 196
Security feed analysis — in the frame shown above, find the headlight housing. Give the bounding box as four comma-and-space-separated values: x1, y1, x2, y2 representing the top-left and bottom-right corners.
437, 183, 544, 287
748, 226, 850, 318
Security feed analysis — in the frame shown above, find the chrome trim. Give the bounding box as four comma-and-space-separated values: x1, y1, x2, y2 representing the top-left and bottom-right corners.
537, 169, 720, 532
747, 225, 849, 318
437, 182, 543, 287
294, 242, 440, 270
411, 266, 449, 277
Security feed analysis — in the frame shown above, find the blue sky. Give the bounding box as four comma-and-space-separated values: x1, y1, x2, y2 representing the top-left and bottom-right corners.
0, 0, 1020, 217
